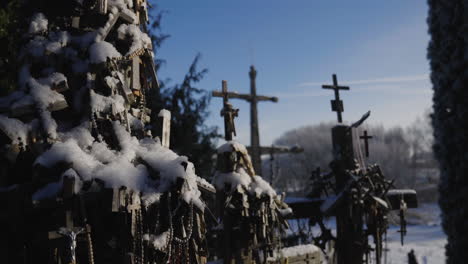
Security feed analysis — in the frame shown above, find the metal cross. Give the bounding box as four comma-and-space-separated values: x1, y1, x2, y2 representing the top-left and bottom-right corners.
216, 80, 239, 141
322, 74, 350, 123
359, 130, 373, 157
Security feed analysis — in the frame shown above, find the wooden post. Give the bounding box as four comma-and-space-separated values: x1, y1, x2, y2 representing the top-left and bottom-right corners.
249, 66, 262, 177
131, 56, 141, 91
331, 125, 364, 264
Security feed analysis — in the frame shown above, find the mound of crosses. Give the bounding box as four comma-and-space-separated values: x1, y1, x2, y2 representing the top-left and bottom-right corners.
210, 79, 322, 264
285, 74, 418, 264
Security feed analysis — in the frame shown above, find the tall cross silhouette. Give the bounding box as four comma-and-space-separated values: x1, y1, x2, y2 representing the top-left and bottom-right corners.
322, 74, 349, 123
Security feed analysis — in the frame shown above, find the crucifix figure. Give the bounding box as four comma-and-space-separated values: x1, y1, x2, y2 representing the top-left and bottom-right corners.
212, 66, 278, 175
322, 74, 350, 123
214, 80, 239, 141
360, 130, 373, 157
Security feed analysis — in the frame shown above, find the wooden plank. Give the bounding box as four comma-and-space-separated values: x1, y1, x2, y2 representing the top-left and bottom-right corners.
131, 57, 141, 90
158, 109, 171, 148
386, 189, 418, 209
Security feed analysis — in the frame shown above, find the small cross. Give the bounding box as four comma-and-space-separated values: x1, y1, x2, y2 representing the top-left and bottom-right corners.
322, 74, 350, 123
359, 130, 373, 157
217, 80, 239, 140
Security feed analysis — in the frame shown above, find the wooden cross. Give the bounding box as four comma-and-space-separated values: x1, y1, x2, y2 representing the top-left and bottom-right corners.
213, 66, 278, 175
322, 74, 349, 123
158, 109, 171, 148
214, 80, 239, 141
359, 130, 373, 157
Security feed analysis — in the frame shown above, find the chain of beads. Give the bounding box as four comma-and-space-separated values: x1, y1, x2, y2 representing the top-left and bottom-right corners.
172, 202, 194, 244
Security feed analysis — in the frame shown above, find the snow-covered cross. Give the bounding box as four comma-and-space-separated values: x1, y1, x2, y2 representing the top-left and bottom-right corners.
322, 74, 350, 123
359, 130, 373, 157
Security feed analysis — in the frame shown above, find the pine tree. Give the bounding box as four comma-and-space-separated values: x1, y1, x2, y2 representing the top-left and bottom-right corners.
147, 4, 219, 178
428, 0, 468, 262
0, 0, 22, 96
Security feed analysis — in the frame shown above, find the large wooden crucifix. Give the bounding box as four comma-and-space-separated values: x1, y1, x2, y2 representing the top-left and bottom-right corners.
212, 65, 278, 175
322, 74, 349, 123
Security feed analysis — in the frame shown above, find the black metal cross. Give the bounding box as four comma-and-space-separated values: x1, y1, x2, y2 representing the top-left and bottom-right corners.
359, 130, 373, 157
322, 74, 350, 123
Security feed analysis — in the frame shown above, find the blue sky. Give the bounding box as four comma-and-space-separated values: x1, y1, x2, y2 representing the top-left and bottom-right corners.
155, 1, 431, 146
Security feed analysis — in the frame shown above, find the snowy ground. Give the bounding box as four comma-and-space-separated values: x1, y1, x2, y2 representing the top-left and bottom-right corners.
287, 203, 447, 264
384, 224, 446, 264
384, 203, 446, 264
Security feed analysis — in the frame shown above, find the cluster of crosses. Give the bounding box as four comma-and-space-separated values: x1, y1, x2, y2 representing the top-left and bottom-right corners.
212, 66, 303, 178
211, 71, 418, 264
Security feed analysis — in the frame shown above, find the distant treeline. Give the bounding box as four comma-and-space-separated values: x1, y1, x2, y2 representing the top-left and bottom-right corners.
264, 111, 436, 201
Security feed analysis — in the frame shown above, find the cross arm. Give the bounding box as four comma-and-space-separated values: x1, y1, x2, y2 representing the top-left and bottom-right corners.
212, 90, 252, 101
248, 145, 304, 155
386, 189, 418, 209
255, 95, 278, 102
212, 91, 278, 103
322, 85, 350, 90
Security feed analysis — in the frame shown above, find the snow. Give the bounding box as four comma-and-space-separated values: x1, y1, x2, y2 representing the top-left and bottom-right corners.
33, 121, 206, 210
287, 203, 447, 264
108, 0, 132, 10
28, 76, 66, 109
38, 72, 68, 89
59, 125, 95, 149
88, 41, 122, 64
383, 224, 446, 264
19, 72, 70, 139
108, 0, 138, 24
38, 109, 58, 139
280, 244, 320, 258
143, 231, 169, 251
128, 114, 144, 130
117, 24, 152, 55
279, 207, 293, 216
0, 115, 30, 143
212, 170, 252, 191
217, 140, 248, 154
104, 76, 120, 91
158, 109, 171, 119
90, 90, 126, 113
387, 189, 417, 195
250, 175, 276, 197
29, 13, 48, 34
213, 141, 278, 198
